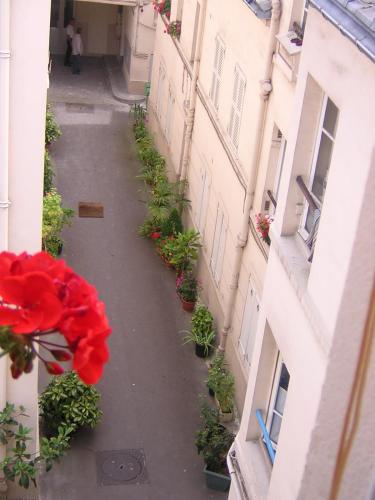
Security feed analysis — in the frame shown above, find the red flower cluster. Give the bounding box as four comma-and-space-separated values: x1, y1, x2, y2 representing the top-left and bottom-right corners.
0, 251, 111, 384
153, 0, 171, 19
255, 213, 273, 242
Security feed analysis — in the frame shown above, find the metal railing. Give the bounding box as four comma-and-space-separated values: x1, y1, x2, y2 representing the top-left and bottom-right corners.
296, 175, 320, 210
266, 189, 277, 209
256, 409, 276, 465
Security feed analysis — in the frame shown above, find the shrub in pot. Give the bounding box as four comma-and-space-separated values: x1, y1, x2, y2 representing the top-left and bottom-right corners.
183, 304, 215, 357
44, 149, 55, 195
42, 188, 74, 257
195, 402, 234, 491
161, 229, 201, 273
160, 208, 183, 238
39, 371, 102, 436
207, 355, 235, 421
176, 271, 198, 311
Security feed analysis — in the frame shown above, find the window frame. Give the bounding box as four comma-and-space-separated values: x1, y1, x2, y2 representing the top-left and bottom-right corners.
238, 278, 260, 368
299, 95, 337, 240
156, 63, 166, 119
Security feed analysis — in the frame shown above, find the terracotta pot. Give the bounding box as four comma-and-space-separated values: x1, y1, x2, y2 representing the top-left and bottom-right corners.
180, 297, 196, 312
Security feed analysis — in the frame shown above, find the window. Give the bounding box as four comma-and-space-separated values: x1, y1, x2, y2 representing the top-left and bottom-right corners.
156, 64, 166, 119
228, 65, 246, 149
209, 37, 225, 110
165, 87, 175, 143
266, 358, 290, 450
238, 280, 260, 367
300, 96, 339, 239
210, 204, 227, 285
196, 166, 210, 234
265, 128, 287, 214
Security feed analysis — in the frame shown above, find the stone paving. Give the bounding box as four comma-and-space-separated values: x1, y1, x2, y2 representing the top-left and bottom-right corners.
39, 56, 227, 500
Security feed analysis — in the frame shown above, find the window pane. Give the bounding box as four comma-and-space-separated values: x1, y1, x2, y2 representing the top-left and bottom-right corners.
279, 363, 290, 391
323, 99, 339, 138
269, 413, 282, 444
311, 133, 333, 202
274, 387, 288, 415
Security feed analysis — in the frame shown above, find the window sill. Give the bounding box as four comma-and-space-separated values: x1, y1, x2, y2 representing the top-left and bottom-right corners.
268, 226, 330, 355
230, 438, 271, 500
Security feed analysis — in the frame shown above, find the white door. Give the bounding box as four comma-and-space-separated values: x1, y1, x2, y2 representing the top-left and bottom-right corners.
50, 0, 74, 55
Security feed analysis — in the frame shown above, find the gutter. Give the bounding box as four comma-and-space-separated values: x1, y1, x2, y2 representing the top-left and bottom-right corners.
219, 0, 281, 351
227, 445, 250, 500
0, 0, 10, 491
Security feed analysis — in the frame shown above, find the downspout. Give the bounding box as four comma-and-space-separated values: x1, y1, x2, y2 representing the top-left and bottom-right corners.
0, 0, 10, 492
218, 0, 281, 351
178, 0, 207, 182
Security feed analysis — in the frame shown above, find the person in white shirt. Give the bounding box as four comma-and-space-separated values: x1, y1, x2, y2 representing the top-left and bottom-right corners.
72, 28, 83, 75
64, 18, 75, 67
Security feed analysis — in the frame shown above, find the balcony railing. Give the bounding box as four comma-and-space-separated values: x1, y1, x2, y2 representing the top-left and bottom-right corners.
266, 189, 277, 209
256, 409, 275, 464
296, 175, 321, 262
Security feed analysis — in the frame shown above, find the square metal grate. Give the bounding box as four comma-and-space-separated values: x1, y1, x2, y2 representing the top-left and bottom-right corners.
65, 102, 95, 113
96, 449, 148, 486
78, 202, 104, 218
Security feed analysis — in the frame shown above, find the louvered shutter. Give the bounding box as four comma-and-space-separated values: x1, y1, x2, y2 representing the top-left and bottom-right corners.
210, 37, 225, 110
229, 66, 246, 148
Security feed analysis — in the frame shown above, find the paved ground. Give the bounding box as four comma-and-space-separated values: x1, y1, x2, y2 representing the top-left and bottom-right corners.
39, 57, 226, 500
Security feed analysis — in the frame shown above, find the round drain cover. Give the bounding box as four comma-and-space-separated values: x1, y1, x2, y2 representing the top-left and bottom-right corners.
102, 452, 143, 482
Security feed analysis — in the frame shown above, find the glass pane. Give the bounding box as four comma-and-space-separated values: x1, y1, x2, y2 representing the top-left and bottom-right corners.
50, 0, 60, 28
274, 387, 288, 415
311, 133, 333, 202
323, 98, 339, 138
305, 206, 314, 233
269, 413, 282, 444
279, 363, 290, 391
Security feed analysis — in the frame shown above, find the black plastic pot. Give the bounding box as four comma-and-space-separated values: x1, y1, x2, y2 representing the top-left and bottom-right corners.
208, 387, 215, 397
195, 343, 209, 358
203, 465, 231, 491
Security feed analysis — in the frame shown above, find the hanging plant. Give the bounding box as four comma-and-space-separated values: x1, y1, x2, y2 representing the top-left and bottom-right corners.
255, 213, 272, 245
166, 21, 181, 39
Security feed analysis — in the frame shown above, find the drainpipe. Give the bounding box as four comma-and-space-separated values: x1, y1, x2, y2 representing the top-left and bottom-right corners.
218, 0, 281, 351
0, 0, 10, 492
178, 0, 207, 182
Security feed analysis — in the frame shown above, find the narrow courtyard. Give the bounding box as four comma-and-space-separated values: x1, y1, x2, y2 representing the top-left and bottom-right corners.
39, 57, 226, 500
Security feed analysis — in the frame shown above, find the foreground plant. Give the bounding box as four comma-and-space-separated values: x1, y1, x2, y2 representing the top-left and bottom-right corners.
40, 371, 102, 436
0, 403, 73, 489
0, 251, 111, 384
45, 105, 61, 146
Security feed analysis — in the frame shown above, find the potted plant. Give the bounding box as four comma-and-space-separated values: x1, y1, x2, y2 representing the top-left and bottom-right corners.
162, 229, 201, 273
45, 104, 61, 146
42, 188, 74, 257
183, 304, 215, 357
255, 213, 272, 245
176, 271, 198, 312
39, 371, 102, 437
207, 355, 235, 422
195, 403, 234, 492
167, 20, 181, 39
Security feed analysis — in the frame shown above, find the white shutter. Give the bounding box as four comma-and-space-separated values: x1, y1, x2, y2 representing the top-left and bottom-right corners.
238, 280, 260, 366
210, 37, 225, 110
228, 65, 246, 149
210, 205, 226, 285
156, 65, 165, 118
197, 167, 210, 233
165, 88, 174, 143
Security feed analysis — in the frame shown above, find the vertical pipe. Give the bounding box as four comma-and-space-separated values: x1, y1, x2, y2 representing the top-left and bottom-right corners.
218, 0, 281, 351
0, 0, 10, 491
178, 0, 207, 181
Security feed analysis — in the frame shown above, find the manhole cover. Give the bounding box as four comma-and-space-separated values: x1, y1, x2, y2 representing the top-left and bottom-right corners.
78, 202, 104, 218
96, 449, 148, 486
66, 102, 95, 113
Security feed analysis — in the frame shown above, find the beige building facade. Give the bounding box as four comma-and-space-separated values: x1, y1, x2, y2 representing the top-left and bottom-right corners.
149, 0, 375, 498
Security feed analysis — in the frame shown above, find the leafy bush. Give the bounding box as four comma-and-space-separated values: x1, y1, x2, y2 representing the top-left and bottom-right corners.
0, 403, 73, 489
42, 188, 74, 257
161, 229, 201, 272
160, 208, 183, 237
195, 403, 234, 474
176, 271, 198, 303
183, 304, 215, 355
39, 371, 102, 436
45, 105, 61, 145
44, 149, 54, 195
206, 355, 235, 413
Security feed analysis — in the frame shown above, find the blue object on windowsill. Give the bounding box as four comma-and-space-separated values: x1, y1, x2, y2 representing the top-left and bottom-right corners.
256, 409, 276, 464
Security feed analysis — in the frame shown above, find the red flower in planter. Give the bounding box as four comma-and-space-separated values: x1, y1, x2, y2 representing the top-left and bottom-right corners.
150, 231, 161, 240
0, 251, 111, 384
255, 213, 273, 245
